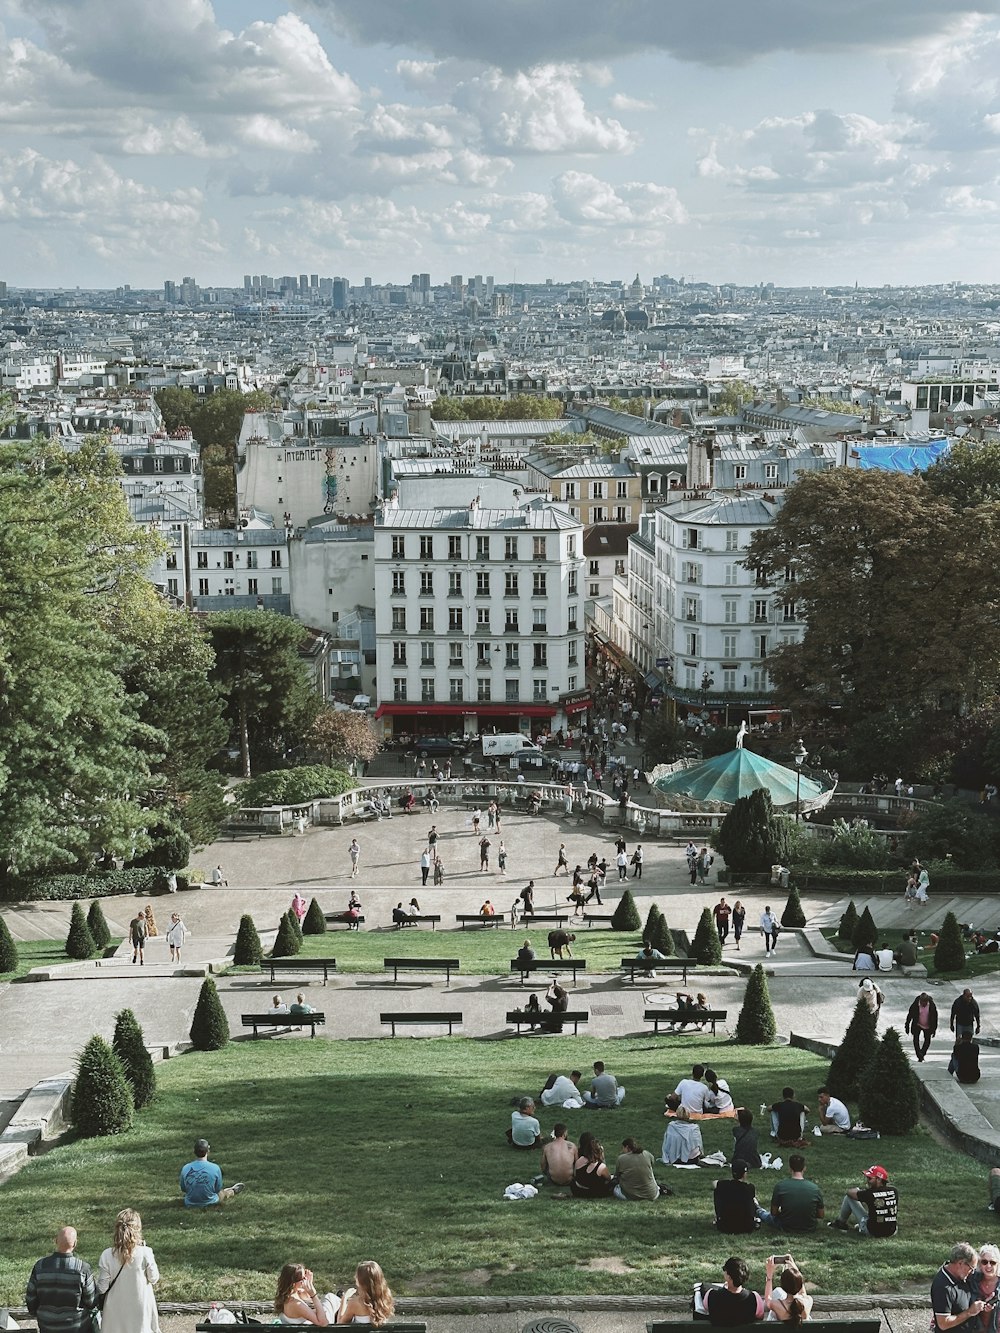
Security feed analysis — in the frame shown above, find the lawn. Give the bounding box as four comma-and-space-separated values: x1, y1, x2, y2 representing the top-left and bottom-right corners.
0, 1036, 985, 1304
822, 927, 1000, 979
0, 938, 123, 983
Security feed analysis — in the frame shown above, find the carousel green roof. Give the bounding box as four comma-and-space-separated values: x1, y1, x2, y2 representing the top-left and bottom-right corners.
653, 746, 826, 808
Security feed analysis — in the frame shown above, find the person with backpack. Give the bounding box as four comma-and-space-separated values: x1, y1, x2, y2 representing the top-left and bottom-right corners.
129, 912, 147, 966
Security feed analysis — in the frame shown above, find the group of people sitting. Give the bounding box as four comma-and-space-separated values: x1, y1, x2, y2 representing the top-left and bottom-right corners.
391, 899, 422, 926
508, 1113, 669, 1201
714, 1154, 898, 1241
274, 1259, 394, 1326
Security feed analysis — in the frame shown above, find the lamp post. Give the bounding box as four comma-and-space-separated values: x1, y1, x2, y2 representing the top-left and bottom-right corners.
792, 738, 808, 822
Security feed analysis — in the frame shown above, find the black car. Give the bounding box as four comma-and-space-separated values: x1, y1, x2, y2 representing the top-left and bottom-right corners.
414, 736, 467, 757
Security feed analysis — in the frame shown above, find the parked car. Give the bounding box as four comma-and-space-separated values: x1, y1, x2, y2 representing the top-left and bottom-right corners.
414, 736, 468, 757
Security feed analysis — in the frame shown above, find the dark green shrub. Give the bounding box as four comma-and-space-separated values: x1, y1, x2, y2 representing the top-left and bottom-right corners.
735, 964, 776, 1045
72, 1035, 133, 1137
289, 909, 303, 943
907, 799, 996, 869
0, 916, 18, 973
0, 868, 161, 903
65, 902, 96, 960
648, 908, 674, 956
933, 911, 967, 973
781, 884, 806, 928
239, 765, 354, 807
112, 1008, 156, 1110
691, 906, 723, 964
643, 903, 662, 945
858, 1027, 920, 1135
715, 789, 792, 874
272, 911, 301, 958
87, 901, 112, 951
233, 915, 263, 966
611, 888, 641, 931
851, 905, 878, 951
189, 977, 230, 1051
815, 821, 891, 870
827, 995, 879, 1101
130, 820, 191, 871
303, 898, 326, 935
838, 900, 859, 941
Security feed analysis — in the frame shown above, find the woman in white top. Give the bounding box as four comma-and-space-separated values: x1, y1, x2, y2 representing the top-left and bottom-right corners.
165, 913, 187, 963
97, 1208, 159, 1333
336, 1261, 394, 1326
274, 1263, 337, 1325
764, 1255, 812, 1323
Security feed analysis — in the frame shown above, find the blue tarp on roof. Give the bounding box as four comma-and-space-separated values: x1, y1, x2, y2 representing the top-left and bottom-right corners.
854, 441, 951, 474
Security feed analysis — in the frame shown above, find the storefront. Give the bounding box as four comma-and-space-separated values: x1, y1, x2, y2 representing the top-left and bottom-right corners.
374, 701, 558, 741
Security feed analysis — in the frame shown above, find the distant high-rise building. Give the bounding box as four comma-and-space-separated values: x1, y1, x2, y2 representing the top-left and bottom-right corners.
451, 274, 464, 298
310, 274, 319, 288
243, 274, 252, 291
299, 274, 309, 292
0, 280, 9, 300
420, 273, 431, 292
164, 280, 178, 304
251, 275, 261, 291
486, 275, 494, 300
260, 274, 271, 292
332, 277, 349, 310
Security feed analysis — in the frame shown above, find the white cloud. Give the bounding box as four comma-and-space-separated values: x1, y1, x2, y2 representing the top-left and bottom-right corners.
236, 115, 320, 154
551, 170, 687, 226
120, 116, 228, 158
611, 93, 655, 112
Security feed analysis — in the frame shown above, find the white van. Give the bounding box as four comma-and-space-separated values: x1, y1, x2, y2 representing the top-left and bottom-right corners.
481, 733, 545, 759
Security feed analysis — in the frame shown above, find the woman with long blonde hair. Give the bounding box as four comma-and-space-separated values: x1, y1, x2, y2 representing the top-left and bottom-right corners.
97, 1208, 159, 1333
274, 1263, 337, 1325
336, 1261, 394, 1326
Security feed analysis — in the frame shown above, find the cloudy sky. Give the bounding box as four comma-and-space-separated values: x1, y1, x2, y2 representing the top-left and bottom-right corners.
2, 0, 1000, 289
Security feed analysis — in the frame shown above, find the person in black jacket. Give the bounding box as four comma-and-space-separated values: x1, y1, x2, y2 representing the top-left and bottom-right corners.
905, 992, 939, 1062
951, 988, 981, 1040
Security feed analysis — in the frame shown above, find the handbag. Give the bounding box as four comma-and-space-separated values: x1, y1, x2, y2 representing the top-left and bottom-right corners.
96, 1263, 124, 1312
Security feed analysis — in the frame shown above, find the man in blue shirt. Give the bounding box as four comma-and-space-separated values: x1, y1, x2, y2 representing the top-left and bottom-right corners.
179, 1138, 245, 1206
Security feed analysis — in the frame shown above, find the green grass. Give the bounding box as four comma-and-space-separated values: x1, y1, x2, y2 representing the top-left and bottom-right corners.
0, 938, 123, 982
823, 927, 1000, 978
0, 1037, 986, 1303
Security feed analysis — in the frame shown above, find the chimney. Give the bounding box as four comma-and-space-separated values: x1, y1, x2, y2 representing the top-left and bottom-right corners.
686, 430, 715, 489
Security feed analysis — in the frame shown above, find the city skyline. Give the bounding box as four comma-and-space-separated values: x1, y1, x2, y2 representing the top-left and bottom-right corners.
2, 0, 1000, 290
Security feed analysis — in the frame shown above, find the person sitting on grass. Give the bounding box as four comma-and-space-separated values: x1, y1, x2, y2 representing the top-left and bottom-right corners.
732, 1108, 762, 1170
613, 1137, 663, 1201
539, 1070, 582, 1106
584, 1060, 625, 1107
817, 1088, 850, 1135
714, 1160, 760, 1234
179, 1138, 244, 1207
507, 1097, 544, 1150
661, 1106, 704, 1164
571, 1132, 614, 1198
770, 1088, 808, 1147
289, 993, 316, 1018
274, 1262, 337, 1325
760, 1154, 824, 1232
828, 1164, 898, 1237
336, 1261, 394, 1327
701, 1069, 736, 1118
540, 1124, 577, 1185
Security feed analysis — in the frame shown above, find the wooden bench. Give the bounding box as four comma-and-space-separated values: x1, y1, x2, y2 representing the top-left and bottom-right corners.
384, 957, 461, 986
380, 1011, 462, 1036
506, 1008, 589, 1035
241, 1012, 326, 1038
648, 1322, 879, 1333
644, 1007, 728, 1035
521, 910, 570, 924
196, 1322, 427, 1332
455, 913, 503, 929
392, 913, 442, 930
510, 958, 586, 986
324, 912, 365, 930
620, 957, 696, 984
260, 958, 337, 985
585, 913, 617, 928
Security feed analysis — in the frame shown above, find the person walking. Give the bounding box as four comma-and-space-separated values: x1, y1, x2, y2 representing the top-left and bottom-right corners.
631, 845, 643, 878
166, 912, 187, 964
696, 846, 714, 885
554, 843, 569, 876
419, 848, 431, 887
760, 905, 779, 957
498, 841, 508, 876
427, 825, 439, 860
713, 897, 731, 945
97, 1209, 159, 1333
129, 912, 147, 966
616, 849, 628, 882
25, 1226, 97, 1333
951, 988, 981, 1040
348, 838, 360, 878
732, 900, 746, 951
520, 879, 535, 916
479, 835, 492, 871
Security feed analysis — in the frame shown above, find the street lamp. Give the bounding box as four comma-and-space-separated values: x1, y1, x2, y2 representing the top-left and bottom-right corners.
792, 738, 808, 822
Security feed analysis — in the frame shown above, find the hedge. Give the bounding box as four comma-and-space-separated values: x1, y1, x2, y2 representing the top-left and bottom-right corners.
790, 867, 1000, 894
0, 867, 202, 903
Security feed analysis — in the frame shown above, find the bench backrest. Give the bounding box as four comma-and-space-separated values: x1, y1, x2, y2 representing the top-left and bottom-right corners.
622, 957, 692, 967
241, 1013, 325, 1022
648, 1324, 880, 1333
644, 1008, 726, 1018
384, 958, 461, 966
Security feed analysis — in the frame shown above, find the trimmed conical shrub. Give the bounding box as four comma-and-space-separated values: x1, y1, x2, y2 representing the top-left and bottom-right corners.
735, 963, 777, 1045
692, 906, 723, 964
781, 884, 806, 928
851, 905, 878, 951
289, 909, 304, 944
233, 914, 263, 966
112, 1008, 156, 1111
715, 788, 792, 873
65, 902, 96, 960
87, 901, 112, 951
643, 903, 663, 944
838, 900, 859, 942
303, 898, 326, 936
648, 907, 674, 956
858, 1027, 920, 1135
934, 911, 967, 973
72, 1035, 133, 1137
611, 888, 641, 931
272, 911, 301, 958
0, 915, 18, 974
827, 995, 879, 1101
189, 977, 230, 1051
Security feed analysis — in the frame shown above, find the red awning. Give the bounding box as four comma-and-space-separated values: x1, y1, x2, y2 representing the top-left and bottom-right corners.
375, 702, 557, 720
564, 698, 592, 714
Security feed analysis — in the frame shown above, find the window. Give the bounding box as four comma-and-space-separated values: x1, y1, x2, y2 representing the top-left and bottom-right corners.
683, 527, 699, 550
222, 551, 234, 569
477, 607, 490, 628
722, 668, 737, 692
756, 634, 768, 659
686, 632, 699, 656
392, 571, 405, 595
505, 609, 519, 633
270, 550, 282, 567
752, 668, 769, 692
591, 506, 606, 522
589, 560, 600, 576
568, 570, 577, 596
392, 642, 407, 666
614, 506, 628, 523
533, 608, 547, 633
449, 678, 464, 702
476, 536, 490, 559
568, 674, 577, 691
753, 599, 769, 623
505, 644, 519, 668
533, 679, 548, 701
724, 599, 738, 624
421, 678, 435, 702
684, 665, 696, 689
420, 535, 433, 559
153, 458, 164, 473
419, 571, 433, 595
532, 536, 547, 560
392, 607, 407, 632
533, 643, 548, 668
476, 571, 490, 596
683, 596, 699, 622
449, 642, 463, 666
393, 678, 407, 701
392, 535, 405, 559
683, 561, 701, 584
783, 565, 797, 583
505, 679, 519, 702
726, 530, 740, 551
532, 572, 547, 597
198, 578, 209, 596
589, 583, 600, 597
246, 551, 257, 569
419, 607, 434, 631
420, 642, 435, 666
166, 552, 178, 570
563, 482, 577, 500
590, 481, 606, 499
723, 634, 738, 659
505, 536, 518, 561
449, 607, 463, 631
734, 465, 747, 481
724, 563, 738, 586
449, 571, 462, 596
568, 639, 578, 664
783, 602, 798, 622
617, 480, 628, 498
477, 679, 492, 702
271, 577, 282, 594
196, 551, 208, 569
764, 463, 778, 481
505, 572, 519, 597
167, 578, 178, 597
567, 535, 576, 557
448, 535, 461, 558
568, 606, 578, 632
648, 473, 661, 495
477, 642, 492, 665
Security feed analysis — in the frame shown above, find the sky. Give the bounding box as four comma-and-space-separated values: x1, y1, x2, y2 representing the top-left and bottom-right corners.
3, 0, 1000, 289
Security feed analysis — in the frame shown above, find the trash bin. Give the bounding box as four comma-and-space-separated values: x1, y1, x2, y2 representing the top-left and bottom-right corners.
770, 864, 782, 885
779, 868, 790, 889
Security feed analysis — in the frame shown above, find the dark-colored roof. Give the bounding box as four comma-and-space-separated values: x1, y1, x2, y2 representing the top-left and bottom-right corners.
583, 523, 638, 556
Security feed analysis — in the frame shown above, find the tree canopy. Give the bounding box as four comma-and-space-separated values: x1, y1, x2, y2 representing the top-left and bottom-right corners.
430, 394, 562, 421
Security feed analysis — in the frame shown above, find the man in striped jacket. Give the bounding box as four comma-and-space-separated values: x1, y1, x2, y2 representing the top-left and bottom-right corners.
25, 1227, 97, 1333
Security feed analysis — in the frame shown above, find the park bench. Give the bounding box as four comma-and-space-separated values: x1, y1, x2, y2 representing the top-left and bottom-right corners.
510, 958, 586, 986
241, 1012, 326, 1038
392, 913, 442, 930
383, 957, 461, 986
345, 806, 379, 823
380, 1011, 463, 1036
260, 958, 337, 985
196, 1322, 427, 1332
324, 912, 365, 930
584, 913, 617, 927
520, 910, 570, 924
620, 957, 696, 984
455, 913, 504, 929
506, 1008, 589, 1035
648, 1322, 879, 1333
644, 1007, 728, 1035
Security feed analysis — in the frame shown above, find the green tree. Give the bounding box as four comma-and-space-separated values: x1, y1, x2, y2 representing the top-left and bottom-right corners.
303, 898, 326, 936
206, 611, 322, 778
238, 765, 354, 807
289, 908, 304, 944
907, 800, 996, 869
130, 818, 191, 870
692, 907, 723, 964
642, 713, 690, 768
430, 394, 561, 422
308, 709, 381, 770
233, 914, 263, 965
924, 437, 1000, 509
709, 379, 756, 417
933, 910, 967, 973
781, 884, 806, 928
852, 906, 878, 951
112, 1008, 156, 1110
0, 915, 18, 973
189, 977, 230, 1051
272, 911, 301, 958
715, 789, 792, 874
838, 900, 859, 941
65, 903, 97, 960
858, 1028, 920, 1135
72, 1035, 134, 1137
86, 901, 111, 951
735, 964, 776, 1044
827, 995, 879, 1101
610, 888, 641, 931
648, 908, 673, 956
